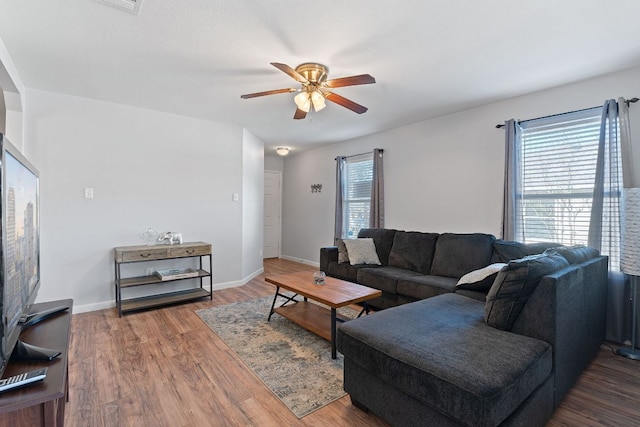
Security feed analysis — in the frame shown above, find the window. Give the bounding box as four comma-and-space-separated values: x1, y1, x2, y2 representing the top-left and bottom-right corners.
335, 149, 384, 241
341, 153, 373, 238
515, 107, 622, 268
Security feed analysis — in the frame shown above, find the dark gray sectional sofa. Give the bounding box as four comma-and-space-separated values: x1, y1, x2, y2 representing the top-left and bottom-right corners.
319, 228, 608, 426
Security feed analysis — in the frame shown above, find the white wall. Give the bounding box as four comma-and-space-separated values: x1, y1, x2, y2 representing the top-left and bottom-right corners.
4, 106, 22, 147
0, 92, 5, 134
242, 129, 265, 280
282, 66, 640, 264
0, 37, 24, 148
264, 154, 283, 172
281, 142, 372, 266
23, 89, 262, 312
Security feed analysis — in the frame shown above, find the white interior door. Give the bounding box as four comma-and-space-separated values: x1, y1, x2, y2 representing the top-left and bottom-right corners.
264, 170, 281, 258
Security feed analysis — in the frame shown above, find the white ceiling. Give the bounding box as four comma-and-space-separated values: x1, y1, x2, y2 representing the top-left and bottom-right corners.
1, 1, 640, 153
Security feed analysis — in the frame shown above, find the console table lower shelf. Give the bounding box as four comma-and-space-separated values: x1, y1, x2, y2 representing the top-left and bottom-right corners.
120, 288, 210, 314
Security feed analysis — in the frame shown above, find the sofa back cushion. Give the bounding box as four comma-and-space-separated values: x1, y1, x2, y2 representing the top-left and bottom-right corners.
490, 240, 559, 263
430, 233, 496, 278
388, 231, 439, 274
484, 253, 569, 331
543, 245, 599, 264
358, 228, 398, 265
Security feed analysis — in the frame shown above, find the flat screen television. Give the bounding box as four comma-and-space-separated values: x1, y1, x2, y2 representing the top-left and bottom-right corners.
0, 134, 66, 379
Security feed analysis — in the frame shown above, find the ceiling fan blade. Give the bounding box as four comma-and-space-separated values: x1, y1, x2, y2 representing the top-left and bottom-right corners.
324, 74, 376, 88
240, 88, 296, 99
293, 108, 307, 120
324, 92, 368, 114
271, 62, 309, 84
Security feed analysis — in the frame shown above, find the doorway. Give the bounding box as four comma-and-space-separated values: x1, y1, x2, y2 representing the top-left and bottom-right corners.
264, 170, 282, 258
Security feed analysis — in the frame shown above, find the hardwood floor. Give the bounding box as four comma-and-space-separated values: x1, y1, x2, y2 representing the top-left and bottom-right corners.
66, 259, 640, 426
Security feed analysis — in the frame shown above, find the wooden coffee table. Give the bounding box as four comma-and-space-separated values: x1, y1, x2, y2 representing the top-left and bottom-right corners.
265, 271, 382, 359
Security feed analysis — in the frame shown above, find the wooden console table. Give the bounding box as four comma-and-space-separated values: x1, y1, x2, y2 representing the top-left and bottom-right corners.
114, 242, 212, 317
0, 299, 73, 427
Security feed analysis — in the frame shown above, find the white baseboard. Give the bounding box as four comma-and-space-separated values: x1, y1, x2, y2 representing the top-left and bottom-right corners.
280, 255, 320, 268
73, 267, 266, 314
212, 267, 265, 290
74, 300, 115, 314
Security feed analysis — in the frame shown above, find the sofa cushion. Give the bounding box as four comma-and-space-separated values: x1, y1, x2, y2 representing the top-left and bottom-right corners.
357, 266, 423, 295
326, 261, 376, 283
336, 239, 349, 263
490, 240, 559, 263
344, 238, 381, 265
337, 294, 552, 427
456, 263, 506, 291
358, 228, 398, 265
397, 275, 457, 300
387, 231, 439, 274
485, 254, 569, 331
543, 245, 599, 265
430, 233, 496, 278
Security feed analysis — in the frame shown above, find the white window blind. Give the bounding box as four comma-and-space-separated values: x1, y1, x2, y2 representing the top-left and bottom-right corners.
342, 153, 373, 238
517, 107, 621, 268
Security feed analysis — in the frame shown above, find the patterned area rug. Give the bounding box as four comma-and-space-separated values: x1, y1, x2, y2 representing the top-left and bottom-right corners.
196, 295, 358, 418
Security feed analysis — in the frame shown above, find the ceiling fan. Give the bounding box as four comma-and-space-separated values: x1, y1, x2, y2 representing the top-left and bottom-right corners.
240, 62, 376, 120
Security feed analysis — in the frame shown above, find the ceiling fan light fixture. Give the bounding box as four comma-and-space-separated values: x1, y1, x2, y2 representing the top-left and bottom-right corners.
311, 90, 326, 111
276, 147, 290, 156
294, 92, 311, 112
240, 62, 375, 119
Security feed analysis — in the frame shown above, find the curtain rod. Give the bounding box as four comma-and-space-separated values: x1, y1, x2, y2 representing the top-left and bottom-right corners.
495, 97, 639, 129
335, 149, 383, 161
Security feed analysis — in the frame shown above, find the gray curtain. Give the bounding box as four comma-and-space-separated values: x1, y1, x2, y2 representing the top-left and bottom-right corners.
334, 156, 346, 243
588, 99, 623, 265
501, 119, 520, 241
369, 148, 384, 229
589, 99, 627, 343
619, 97, 636, 188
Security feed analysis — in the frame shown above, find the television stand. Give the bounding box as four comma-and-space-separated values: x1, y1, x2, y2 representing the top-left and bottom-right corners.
0, 299, 73, 427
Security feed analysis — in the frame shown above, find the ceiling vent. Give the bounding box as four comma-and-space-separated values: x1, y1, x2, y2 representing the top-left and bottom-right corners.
95, 0, 143, 15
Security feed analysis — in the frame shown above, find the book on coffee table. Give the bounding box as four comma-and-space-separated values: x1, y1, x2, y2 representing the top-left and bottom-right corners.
155, 268, 199, 281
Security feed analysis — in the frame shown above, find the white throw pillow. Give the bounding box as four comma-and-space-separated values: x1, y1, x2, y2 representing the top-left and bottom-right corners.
456, 263, 506, 291
343, 238, 382, 266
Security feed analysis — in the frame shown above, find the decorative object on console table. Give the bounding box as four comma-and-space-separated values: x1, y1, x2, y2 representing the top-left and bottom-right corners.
158, 231, 183, 244
155, 267, 199, 281
618, 188, 640, 360
142, 228, 158, 245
